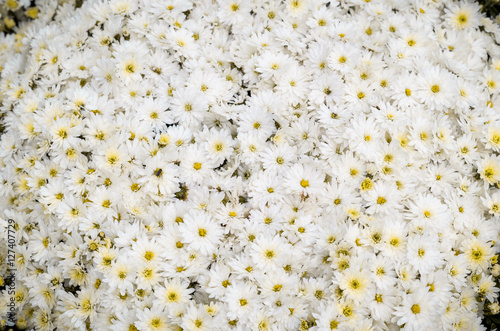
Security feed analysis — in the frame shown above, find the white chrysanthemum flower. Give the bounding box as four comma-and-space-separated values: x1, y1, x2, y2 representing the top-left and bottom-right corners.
179, 210, 223, 256
136, 262, 161, 291
406, 194, 452, 232
478, 155, 500, 185
131, 235, 162, 265
137, 157, 180, 197
407, 234, 444, 275
462, 238, 494, 272
180, 303, 214, 331
250, 235, 291, 271
283, 162, 324, 197
369, 286, 397, 322
416, 65, 458, 111
482, 191, 500, 216
337, 267, 374, 305
392, 287, 439, 330
154, 279, 193, 307
135, 306, 169, 331
105, 257, 136, 295
444, 1, 482, 30
225, 282, 259, 320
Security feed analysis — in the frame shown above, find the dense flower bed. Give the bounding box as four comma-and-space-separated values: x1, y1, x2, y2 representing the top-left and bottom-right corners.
1, 0, 500, 330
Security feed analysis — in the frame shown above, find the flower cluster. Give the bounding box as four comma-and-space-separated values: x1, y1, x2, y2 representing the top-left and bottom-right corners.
1, 0, 500, 330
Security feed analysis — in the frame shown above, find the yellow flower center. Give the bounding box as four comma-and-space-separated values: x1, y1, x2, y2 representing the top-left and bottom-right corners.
144, 251, 154, 261
411, 304, 421, 314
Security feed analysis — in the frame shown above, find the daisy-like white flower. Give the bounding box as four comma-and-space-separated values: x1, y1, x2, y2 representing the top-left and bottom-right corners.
115, 52, 144, 83
59, 288, 100, 330
180, 145, 215, 186
416, 64, 458, 111
405, 194, 452, 232
137, 97, 173, 131
275, 63, 310, 105
56, 195, 87, 233
154, 278, 193, 308
478, 155, 500, 186
344, 115, 383, 159
328, 41, 360, 74
170, 88, 208, 128
476, 274, 499, 303
370, 255, 397, 291
186, 68, 232, 103
364, 181, 401, 216
179, 210, 223, 256
484, 124, 500, 152
49, 117, 80, 149
136, 262, 161, 291
308, 73, 344, 105
104, 256, 136, 295
135, 306, 169, 331
137, 156, 179, 197
131, 235, 162, 265
336, 267, 374, 305
239, 132, 267, 165
461, 238, 494, 272
255, 51, 292, 80
285, 0, 309, 17
282, 162, 325, 197
392, 287, 439, 330
204, 262, 233, 299
28, 222, 56, 264
28, 282, 57, 311
180, 303, 213, 331
343, 79, 377, 113
250, 235, 291, 271
260, 142, 297, 174
201, 127, 234, 165
444, 1, 482, 30
33, 309, 53, 331
406, 234, 444, 275
88, 186, 118, 220
369, 286, 398, 322
237, 107, 275, 139
312, 303, 347, 331
248, 170, 286, 205
95, 139, 128, 170
482, 191, 500, 216
225, 281, 259, 320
